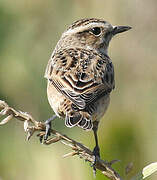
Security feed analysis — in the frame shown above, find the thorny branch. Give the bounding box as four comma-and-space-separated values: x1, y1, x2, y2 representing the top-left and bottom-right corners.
0, 100, 123, 180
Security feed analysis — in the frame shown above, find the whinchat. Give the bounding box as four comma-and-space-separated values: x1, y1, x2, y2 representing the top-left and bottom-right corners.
44, 18, 131, 169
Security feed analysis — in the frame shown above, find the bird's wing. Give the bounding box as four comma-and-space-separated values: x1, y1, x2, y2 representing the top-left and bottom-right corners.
45, 48, 115, 110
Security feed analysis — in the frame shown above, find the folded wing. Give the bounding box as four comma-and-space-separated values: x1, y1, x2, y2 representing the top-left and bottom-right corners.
45, 48, 115, 110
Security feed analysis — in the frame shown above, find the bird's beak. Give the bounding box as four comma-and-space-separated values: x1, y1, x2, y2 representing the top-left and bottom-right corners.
112, 26, 132, 35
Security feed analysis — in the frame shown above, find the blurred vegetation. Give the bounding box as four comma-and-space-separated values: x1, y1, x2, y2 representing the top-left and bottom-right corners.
0, 0, 157, 179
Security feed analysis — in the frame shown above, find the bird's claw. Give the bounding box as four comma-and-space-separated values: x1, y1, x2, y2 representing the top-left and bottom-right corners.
44, 119, 52, 140
92, 146, 100, 176
38, 115, 57, 143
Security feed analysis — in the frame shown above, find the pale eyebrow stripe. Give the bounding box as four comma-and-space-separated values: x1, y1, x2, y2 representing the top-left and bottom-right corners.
63, 22, 106, 36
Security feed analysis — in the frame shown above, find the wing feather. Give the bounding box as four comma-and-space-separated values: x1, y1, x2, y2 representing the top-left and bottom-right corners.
45, 48, 115, 110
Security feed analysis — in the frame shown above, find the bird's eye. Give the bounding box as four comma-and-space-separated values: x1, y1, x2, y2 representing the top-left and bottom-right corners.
90, 27, 101, 36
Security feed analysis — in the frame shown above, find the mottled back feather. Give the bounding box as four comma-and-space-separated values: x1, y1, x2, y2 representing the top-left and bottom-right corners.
45, 48, 115, 130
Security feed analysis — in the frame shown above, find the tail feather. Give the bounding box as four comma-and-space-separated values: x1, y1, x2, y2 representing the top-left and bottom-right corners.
65, 111, 93, 130
65, 112, 82, 127
78, 118, 93, 130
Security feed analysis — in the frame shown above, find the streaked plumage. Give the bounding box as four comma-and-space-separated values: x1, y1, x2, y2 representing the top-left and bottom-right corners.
45, 47, 114, 130
44, 18, 131, 166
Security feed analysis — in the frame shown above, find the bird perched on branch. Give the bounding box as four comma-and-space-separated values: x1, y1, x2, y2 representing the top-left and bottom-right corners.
44, 18, 131, 171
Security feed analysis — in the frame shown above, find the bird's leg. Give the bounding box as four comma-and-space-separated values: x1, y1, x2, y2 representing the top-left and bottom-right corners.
44, 115, 57, 140
92, 122, 100, 175
93, 128, 100, 157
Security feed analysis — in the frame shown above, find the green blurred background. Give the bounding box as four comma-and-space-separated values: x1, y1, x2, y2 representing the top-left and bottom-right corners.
0, 0, 157, 179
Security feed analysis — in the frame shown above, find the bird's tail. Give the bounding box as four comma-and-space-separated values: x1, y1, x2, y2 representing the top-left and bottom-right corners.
65, 111, 93, 130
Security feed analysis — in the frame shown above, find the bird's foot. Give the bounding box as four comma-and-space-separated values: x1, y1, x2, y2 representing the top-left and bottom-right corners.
92, 146, 100, 177
44, 115, 57, 141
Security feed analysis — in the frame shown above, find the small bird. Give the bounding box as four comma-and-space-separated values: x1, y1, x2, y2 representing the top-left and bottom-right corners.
44, 18, 131, 168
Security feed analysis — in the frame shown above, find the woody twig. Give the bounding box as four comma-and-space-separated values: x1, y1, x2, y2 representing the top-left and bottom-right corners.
0, 100, 122, 180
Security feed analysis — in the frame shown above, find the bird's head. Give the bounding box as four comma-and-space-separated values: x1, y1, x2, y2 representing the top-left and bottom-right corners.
60, 18, 131, 55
